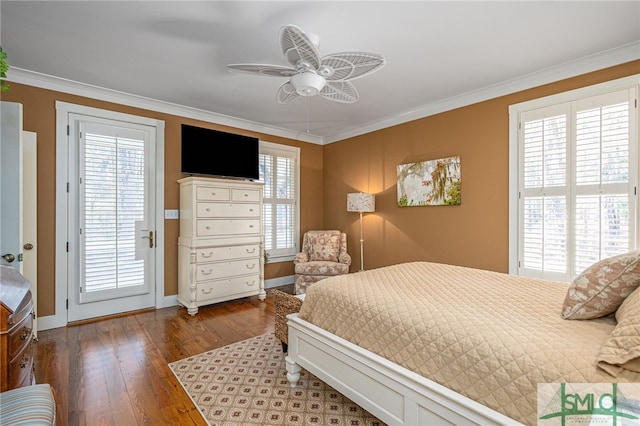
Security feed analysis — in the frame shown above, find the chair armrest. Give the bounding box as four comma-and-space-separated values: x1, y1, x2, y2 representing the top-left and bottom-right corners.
338, 252, 351, 265
293, 252, 308, 264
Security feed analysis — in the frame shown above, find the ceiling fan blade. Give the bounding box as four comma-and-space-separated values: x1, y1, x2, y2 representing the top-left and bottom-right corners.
277, 81, 300, 104
319, 81, 359, 103
320, 53, 385, 81
279, 25, 321, 70
227, 64, 297, 77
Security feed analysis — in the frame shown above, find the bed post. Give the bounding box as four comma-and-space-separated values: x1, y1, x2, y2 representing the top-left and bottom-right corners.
285, 356, 301, 387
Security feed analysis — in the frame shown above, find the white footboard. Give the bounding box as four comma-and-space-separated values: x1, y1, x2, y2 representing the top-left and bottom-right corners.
285, 313, 523, 426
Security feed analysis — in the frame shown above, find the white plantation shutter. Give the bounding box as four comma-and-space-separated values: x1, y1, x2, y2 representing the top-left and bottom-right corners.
80, 124, 147, 297
519, 88, 637, 281
573, 92, 633, 275
259, 142, 300, 259
520, 106, 569, 280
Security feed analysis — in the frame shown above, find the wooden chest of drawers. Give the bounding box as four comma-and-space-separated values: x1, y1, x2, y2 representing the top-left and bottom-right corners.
178, 177, 266, 315
1, 263, 35, 392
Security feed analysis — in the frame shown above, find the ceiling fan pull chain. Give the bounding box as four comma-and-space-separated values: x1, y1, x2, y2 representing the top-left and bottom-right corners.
306, 97, 310, 133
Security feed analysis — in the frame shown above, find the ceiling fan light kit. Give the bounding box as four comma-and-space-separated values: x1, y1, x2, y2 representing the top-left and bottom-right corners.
291, 71, 326, 96
227, 25, 385, 104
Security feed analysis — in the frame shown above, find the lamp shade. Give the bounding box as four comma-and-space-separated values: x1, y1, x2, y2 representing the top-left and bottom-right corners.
347, 193, 375, 213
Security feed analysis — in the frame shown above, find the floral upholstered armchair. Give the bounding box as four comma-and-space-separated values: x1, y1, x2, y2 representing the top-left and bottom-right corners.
293, 230, 351, 294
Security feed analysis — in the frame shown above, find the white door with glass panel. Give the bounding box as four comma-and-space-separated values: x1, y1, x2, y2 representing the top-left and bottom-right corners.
67, 116, 156, 322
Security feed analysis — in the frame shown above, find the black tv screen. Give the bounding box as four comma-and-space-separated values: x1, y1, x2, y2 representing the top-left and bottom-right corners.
181, 124, 259, 180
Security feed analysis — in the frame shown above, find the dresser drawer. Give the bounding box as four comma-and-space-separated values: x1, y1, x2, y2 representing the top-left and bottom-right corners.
197, 245, 259, 262
7, 310, 33, 360
8, 293, 33, 329
196, 219, 260, 236
196, 186, 230, 201
196, 258, 260, 282
196, 202, 260, 218
231, 188, 261, 202
196, 274, 261, 302
9, 341, 34, 389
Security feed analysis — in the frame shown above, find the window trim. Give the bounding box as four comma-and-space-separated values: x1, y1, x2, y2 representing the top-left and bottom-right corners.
259, 140, 300, 263
508, 74, 640, 276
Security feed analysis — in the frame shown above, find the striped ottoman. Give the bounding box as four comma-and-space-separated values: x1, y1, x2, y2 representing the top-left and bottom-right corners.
0, 384, 56, 425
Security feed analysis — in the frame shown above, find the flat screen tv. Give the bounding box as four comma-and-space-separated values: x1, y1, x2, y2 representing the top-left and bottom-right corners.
181, 124, 259, 180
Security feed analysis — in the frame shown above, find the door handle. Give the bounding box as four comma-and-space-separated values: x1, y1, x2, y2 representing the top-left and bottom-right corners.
24, 243, 34, 250
2, 253, 15, 263
141, 230, 154, 248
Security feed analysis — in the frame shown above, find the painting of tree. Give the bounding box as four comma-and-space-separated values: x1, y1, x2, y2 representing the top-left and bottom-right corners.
397, 156, 461, 206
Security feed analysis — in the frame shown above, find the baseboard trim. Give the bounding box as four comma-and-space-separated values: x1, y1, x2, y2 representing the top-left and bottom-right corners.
265, 275, 294, 289
37, 277, 294, 331
37, 315, 67, 331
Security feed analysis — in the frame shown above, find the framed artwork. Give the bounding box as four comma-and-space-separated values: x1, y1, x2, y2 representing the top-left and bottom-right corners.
397, 156, 461, 207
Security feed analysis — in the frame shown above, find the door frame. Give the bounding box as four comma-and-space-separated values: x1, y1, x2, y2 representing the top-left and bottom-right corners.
43, 101, 166, 330
22, 130, 38, 336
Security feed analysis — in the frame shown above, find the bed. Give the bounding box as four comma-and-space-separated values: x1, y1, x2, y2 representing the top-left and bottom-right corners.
284, 260, 640, 426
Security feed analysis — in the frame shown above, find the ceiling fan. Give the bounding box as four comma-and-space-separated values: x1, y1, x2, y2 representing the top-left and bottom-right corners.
227, 25, 385, 104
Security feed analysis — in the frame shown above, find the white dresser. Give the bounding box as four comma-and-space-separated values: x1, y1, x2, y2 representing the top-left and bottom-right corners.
177, 176, 266, 315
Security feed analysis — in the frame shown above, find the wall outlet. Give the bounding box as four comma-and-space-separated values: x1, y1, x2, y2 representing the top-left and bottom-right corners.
164, 209, 179, 219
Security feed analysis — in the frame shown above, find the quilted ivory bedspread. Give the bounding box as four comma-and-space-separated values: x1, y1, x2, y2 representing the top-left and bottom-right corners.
297, 261, 640, 425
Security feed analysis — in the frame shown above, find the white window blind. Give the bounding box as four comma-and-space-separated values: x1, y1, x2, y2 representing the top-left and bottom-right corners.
80, 125, 146, 294
259, 142, 300, 260
519, 88, 637, 281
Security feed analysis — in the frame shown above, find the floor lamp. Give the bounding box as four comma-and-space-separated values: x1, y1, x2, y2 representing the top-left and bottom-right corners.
347, 192, 375, 271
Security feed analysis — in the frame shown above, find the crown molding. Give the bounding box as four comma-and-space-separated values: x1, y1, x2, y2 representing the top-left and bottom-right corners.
7, 40, 639, 146
7, 68, 324, 145
323, 41, 640, 144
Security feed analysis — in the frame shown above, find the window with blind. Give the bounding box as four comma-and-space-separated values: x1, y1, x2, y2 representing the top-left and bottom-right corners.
259, 141, 300, 260
517, 87, 638, 282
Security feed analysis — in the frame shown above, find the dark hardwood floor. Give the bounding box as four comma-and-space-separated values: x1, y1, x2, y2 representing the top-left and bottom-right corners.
34, 286, 292, 426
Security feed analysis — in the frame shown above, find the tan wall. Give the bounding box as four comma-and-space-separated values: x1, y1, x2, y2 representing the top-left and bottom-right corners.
3, 60, 638, 318
324, 60, 640, 274
1, 83, 323, 317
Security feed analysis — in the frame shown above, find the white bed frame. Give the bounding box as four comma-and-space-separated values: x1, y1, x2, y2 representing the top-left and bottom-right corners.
285, 313, 524, 426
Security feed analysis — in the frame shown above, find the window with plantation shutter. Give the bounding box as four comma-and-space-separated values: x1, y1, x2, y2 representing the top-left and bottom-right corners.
259, 141, 300, 260
517, 87, 638, 282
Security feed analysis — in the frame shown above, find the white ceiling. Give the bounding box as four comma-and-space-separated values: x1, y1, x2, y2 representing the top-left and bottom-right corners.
2, 1, 639, 144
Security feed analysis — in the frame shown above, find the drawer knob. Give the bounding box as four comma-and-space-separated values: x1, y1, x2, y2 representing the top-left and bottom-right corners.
21, 328, 32, 340
246, 264, 256, 269
201, 288, 213, 295
206, 226, 211, 230
202, 269, 212, 275
246, 248, 256, 254
205, 208, 210, 212
201, 252, 213, 258
20, 356, 30, 368
246, 281, 255, 286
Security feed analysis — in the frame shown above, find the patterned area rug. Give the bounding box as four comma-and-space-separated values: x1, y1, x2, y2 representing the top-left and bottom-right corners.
169, 333, 385, 426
